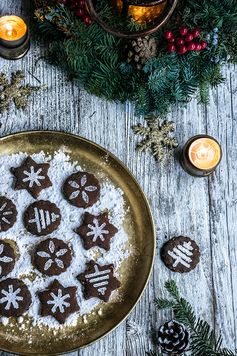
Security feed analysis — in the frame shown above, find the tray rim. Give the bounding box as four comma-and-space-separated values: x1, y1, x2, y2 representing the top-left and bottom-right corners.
0, 130, 156, 355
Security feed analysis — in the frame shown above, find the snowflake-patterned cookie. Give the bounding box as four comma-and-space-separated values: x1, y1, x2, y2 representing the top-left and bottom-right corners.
75, 212, 118, 250
77, 260, 121, 302
63, 172, 100, 208
0, 197, 17, 232
11, 156, 52, 198
0, 278, 32, 317
38, 280, 79, 323
0, 241, 16, 277
24, 200, 61, 236
34, 238, 72, 276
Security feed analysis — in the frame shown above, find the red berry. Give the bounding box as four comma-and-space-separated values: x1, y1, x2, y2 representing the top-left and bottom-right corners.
167, 44, 176, 53
79, 0, 85, 6
178, 45, 187, 54
176, 37, 184, 46
83, 16, 92, 26
200, 40, 207, 49
187, 42, 196, 51
185, 33, 194, 42
164, 30, 174, 41
194, 43, 202, 51
179, 27, 189, 36
75, 8, 84, 17
192, 28, 201, 38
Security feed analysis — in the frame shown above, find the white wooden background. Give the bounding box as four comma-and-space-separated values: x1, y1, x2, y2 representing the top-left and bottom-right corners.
0, 1, 236, 355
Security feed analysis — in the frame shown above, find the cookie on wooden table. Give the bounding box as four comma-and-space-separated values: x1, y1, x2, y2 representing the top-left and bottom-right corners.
63, 172, 100, 208
75, 212, 118, 251
11, 156, 52, 198
24, 200, 61, 236
0, 278, 32, 317
160, 236, 200, 273
34, 238, 72, 276
38, 280, 79, 324
78, 260, 121, 302
0, 241, 16, 277
0, 196, 17, 232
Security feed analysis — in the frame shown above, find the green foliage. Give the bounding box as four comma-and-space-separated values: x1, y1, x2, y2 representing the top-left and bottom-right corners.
152, 280, 236, 356
35, 0, 237, 116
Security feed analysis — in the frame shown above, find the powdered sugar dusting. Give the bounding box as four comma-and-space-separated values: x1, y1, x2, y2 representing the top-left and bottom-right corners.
0, 150, 130, 328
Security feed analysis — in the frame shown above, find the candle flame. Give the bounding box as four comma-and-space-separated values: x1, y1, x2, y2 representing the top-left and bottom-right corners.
189, 138, 221, 170
0, 15, 27, 41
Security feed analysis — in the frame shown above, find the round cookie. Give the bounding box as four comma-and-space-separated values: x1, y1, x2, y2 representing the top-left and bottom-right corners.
34, 238, 72, 276
0, 278, 32, 317
63, 172, 100, 208
161, 236, 200, 273
0, 241, 16, 277
24, 200, 61, 236
0, 196, 17, 232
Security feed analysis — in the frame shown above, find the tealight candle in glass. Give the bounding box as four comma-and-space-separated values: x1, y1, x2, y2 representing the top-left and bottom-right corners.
180, 135, 222, 177
0, 15, 30, 59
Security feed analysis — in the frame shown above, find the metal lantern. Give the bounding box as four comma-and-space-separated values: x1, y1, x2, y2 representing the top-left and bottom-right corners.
86, 0, 178, 38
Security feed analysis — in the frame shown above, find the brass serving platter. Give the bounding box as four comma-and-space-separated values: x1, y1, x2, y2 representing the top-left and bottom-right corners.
0, 131, 155, 355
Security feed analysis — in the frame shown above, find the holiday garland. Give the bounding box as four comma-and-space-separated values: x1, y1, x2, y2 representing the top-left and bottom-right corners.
34, 0, 237, 117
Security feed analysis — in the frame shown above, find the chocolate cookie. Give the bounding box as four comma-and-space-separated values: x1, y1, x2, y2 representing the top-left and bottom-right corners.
11, 156, 52, 198
0, 241, 16, 277
77, 260, 121, 302
34, 238, 72, 276
161, 236, 200, 273
38, 280, 79, 323
0, 197, 17, 232
24, 200, 61, 236
0, 278, 31, 317
75, 212, 118, 251
63, 172, 100, 208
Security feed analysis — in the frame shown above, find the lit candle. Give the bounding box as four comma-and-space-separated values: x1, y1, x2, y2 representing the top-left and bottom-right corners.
0, 15, 30, 59
180, 135, 222, 177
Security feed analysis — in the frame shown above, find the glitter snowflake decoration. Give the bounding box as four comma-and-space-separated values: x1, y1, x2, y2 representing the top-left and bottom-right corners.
132, 115, 178, 162
0, 71, 43, 114
87, 218, 109, 242
23, 166, 46, 187
37, 240, 68, 271
69, 175, 97, 203
47, 289, 70, 313
0, 285, 23, 310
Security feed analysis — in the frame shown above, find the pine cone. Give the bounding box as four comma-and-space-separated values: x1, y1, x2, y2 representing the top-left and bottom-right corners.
158, 320, 189, 354
125, 36, 157, 70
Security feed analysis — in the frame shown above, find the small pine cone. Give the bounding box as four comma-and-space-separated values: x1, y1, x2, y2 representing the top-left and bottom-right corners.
158, 320, 189, 354
125, 36, 157, 70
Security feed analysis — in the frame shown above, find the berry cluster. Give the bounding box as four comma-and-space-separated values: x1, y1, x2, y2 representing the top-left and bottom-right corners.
58, 0, 92, 26
164, 27, 207, 55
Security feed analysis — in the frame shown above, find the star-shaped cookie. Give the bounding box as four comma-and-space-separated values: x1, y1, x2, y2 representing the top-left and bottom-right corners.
11, 156, 52, 198
75, 212, 118, 251
38, 280, 79, 324
77, 260, 121, 302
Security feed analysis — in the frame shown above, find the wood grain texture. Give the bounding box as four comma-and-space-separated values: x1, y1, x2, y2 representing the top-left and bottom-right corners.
0, 1, 237, 355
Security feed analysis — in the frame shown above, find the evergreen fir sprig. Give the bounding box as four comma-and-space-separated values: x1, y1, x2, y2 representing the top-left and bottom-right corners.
153, 280, 236, 356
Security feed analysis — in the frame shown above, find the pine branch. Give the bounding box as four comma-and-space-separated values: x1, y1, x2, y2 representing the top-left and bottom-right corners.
154, 280, 236, 356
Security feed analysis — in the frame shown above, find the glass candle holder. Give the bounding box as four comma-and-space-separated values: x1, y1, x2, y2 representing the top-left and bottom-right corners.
180, 135, 222, 177
0, 15, 30, 60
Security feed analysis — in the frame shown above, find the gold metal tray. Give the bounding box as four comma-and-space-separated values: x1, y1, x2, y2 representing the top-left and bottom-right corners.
0, 131, 155, 355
